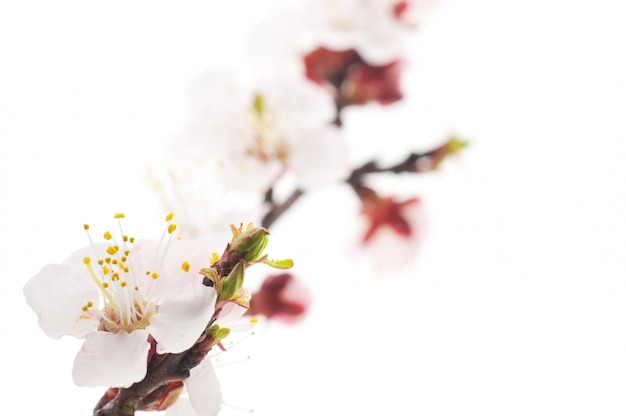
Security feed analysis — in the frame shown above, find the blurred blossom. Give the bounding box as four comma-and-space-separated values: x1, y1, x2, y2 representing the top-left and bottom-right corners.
304, 46, 403, 107
303, 0, 434, 64
356, 187, 424, 269
248, 273, 312, 324
174, 70, 350, 193
147, 160, 264, 242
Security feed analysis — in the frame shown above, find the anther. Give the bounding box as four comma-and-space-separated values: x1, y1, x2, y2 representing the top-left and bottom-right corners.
104, 231, 112, 240
83, 257, 91, 265
151, 272, 159, 279
181, 261, 190, 272
166, 212, 174, 221
83, 224, 90, 230
167, 224, 177, 234
114, 213, 125, 219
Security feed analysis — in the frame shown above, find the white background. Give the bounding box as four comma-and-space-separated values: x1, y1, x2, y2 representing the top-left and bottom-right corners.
1, 1, 626, 415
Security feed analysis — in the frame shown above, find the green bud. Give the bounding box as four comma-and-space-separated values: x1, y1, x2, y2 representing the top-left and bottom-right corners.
228, 225, 269, 263
218, 261, 245, 302
206, 325, 231, 343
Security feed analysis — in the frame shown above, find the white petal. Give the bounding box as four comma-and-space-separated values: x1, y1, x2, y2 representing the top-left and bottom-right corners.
215, 301, 255, 332
148, 284, 217, 354
220, 156, 283, 193
23, 264, 100, 339
291, 125, 351, 189
72, 330, 150, 388
261, 77, 335, 128
187, 359, 222, 416
166, 397, 198, 416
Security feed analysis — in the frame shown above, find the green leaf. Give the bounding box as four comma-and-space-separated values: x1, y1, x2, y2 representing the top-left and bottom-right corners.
263, 258, 294, 270
218, 262, 245, 302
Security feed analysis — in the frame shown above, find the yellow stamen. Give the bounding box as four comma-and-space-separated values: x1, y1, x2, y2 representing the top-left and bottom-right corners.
151, 272, 159, 279
114, 213, 125, 219
104, 231, 112, 240
83, 257, 116, 307
83, 224, 90, 230
181, 261, 190, 272
165, 212, 174, 221
167, 224, 177, 234
120, 281, 127, 287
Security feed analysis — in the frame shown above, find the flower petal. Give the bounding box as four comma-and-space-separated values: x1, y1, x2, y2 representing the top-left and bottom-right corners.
148, 284, 217, 354
166, 397, 197, 416
72, 330, 150, 388
291, 125, 350, 189
23, 264, 100, 339
187, 359, 222, 416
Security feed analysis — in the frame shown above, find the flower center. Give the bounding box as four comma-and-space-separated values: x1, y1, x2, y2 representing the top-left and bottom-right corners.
245, 94, 292, 163
81, 213, 188, 333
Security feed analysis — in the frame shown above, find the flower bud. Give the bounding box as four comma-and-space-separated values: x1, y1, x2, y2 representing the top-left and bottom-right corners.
226, 224, 269, 265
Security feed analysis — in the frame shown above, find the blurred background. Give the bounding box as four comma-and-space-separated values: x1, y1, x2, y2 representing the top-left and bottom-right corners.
2, 0, 626, 414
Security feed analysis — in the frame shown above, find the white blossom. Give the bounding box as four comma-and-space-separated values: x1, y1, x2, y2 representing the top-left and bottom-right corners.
174, 70, 350, 193
23, 214, 218, 388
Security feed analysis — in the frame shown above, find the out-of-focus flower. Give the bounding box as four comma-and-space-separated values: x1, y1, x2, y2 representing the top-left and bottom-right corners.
355, 186, 424, 268
303, 0, 434, 64
175, 71, 350, 193
23, 214, 217, 388
147, 160, 264, 241
248, 273, 312, 324
304, 46, 403, 108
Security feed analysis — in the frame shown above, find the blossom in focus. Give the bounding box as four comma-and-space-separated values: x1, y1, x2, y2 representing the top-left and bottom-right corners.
175, 70, 350, 193
248, 273, 312, 324
303, 0, 434, 64
304, 46, 403, 108
23, 214, 218, 388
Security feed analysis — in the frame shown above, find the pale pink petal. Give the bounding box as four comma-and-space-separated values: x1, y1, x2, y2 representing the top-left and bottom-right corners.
261, 77, 336, 128
23, 264, 100, 339
166, 397, 197, 416
72, 330, 150, 388
187, 359, 222, 416
220, 156, 283, 192
148, 284, 217, 354
291, 125, 351, 189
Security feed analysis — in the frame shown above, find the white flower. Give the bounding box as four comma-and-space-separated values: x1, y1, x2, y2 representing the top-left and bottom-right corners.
23, 214, 218, 388
175, 70, 350, 193
303, 0, 433, 64
147, 160, 265, 241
